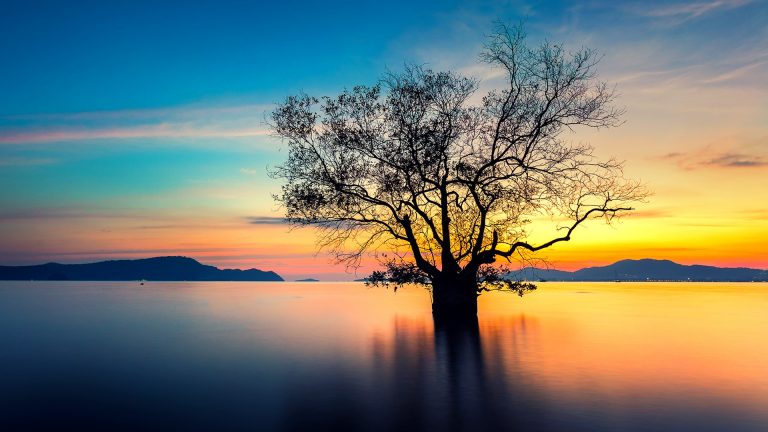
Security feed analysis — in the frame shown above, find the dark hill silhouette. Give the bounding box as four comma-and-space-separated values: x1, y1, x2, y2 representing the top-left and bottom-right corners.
508, 259, 767, 282
0, 256, 283, 281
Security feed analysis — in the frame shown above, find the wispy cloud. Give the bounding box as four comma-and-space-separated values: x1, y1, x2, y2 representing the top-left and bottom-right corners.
700, 60, 768, 85
3, 103, 272, 123
0, 102, 273, 145
656, 145, 768, 169
246, 216, 288, 225
240, 167, 257, 176
0, 123, 271, 145
610, 56, 768, 94
637, 0, 752, 20
703, 153, 766, 167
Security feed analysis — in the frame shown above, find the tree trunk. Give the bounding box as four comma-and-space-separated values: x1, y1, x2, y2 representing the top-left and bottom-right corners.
431, 273, 478, 318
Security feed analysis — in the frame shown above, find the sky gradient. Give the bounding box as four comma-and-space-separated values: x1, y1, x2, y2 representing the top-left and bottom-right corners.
1, 0, 766, 279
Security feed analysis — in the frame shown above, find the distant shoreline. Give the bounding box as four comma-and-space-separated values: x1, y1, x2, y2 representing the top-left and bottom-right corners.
1, 257, 766, 283
0, 256, 284, 282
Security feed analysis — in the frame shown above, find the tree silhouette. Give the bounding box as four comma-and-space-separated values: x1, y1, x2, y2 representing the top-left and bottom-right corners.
270, 24, 647, 317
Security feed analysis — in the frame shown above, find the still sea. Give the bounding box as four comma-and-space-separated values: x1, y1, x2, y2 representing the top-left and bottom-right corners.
1, 281, 766, 431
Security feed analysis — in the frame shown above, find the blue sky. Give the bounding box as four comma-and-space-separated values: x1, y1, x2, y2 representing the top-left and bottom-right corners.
1, 0, 459, 115
1, 0, 766, 277
3, 0, 761, 115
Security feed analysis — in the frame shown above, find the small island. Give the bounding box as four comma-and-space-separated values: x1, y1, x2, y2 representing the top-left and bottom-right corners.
507, 259, 768, 282
0, 256, 284, 282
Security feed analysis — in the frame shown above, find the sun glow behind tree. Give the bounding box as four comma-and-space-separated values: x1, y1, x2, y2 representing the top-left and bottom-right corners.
270, 25, 648, 316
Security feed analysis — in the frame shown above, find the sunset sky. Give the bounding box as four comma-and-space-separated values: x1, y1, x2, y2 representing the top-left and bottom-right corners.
1, 0, 766, 280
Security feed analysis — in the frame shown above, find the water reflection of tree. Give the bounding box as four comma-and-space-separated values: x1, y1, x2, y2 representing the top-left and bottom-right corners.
481, 314, 540, 379
278, 315, 546, 431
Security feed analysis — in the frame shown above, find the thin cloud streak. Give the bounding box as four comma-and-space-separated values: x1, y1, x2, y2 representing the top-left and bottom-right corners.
0, 101, 275, 145
703, 153, 766, 167
655, 146, 768, 169
610, 59, 767, 94
0, 124, 271, 144
700, 60, 768, 85
635, 0, 752, 19
2, 103, 273, 122
246, 216, 289, 225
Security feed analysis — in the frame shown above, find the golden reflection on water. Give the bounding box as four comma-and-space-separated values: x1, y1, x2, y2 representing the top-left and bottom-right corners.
479, 283, 768, 409
185, 281, 768, 413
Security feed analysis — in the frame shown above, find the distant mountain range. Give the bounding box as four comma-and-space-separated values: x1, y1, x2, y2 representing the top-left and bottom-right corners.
508, 259, 768, 282
1, 257, 764, 283
0, 256, 284, 281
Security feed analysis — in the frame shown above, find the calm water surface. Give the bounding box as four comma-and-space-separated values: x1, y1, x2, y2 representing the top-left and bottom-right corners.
1, 281, 766, 431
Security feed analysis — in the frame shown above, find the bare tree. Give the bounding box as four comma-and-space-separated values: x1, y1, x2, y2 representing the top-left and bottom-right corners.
270, 24, 647, 317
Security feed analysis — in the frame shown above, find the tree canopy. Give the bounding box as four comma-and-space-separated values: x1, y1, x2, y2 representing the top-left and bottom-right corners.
270, 24, 646, 303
